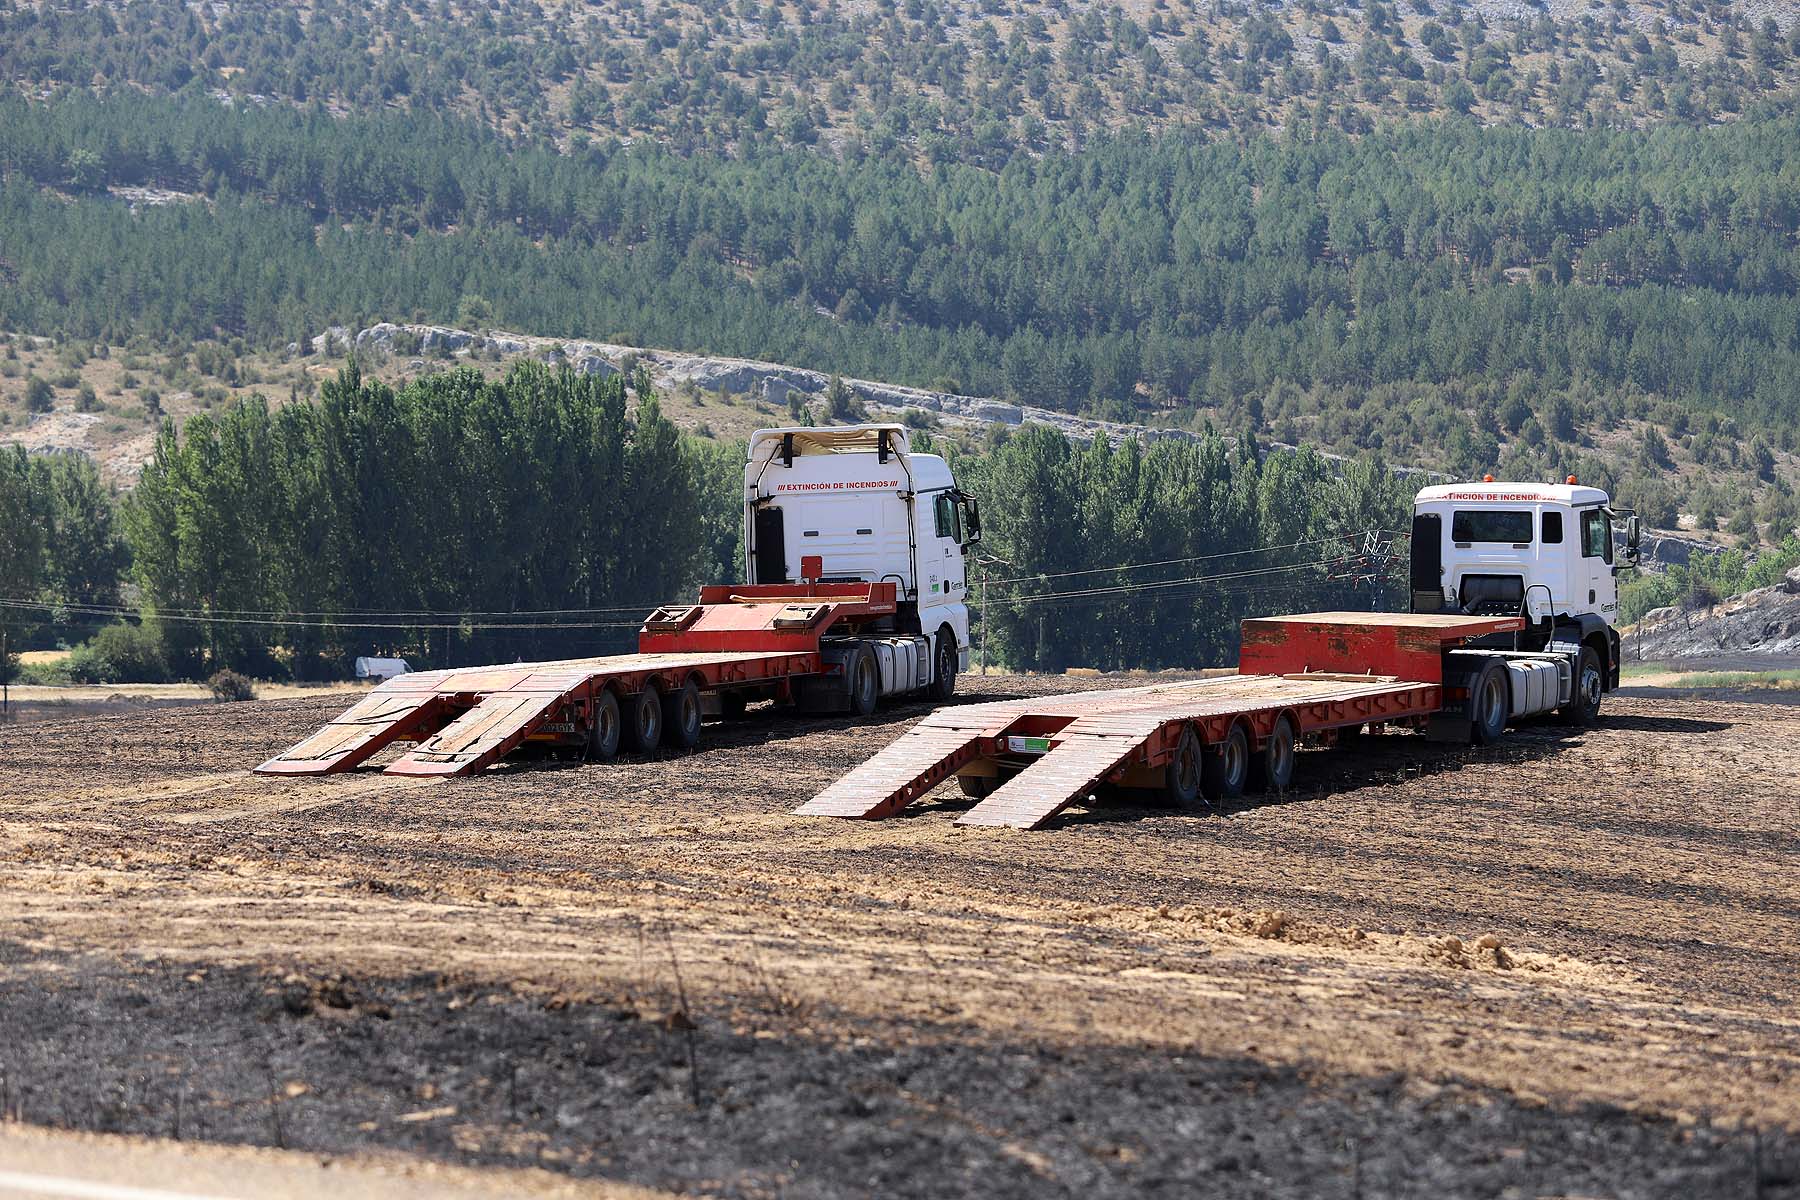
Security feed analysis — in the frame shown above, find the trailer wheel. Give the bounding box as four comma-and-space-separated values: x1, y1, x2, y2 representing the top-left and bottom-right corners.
847, 645, 880, 718
957, 771, 1004, 799
1163, 726, 1204, 810
588, 689, 622, 762
1469, 661, 1509, 745
624, 688, 663, 753
927, 631, 957, 702
1251, 717, 1296, 793
663, 679, 703, 750
1560, 646, 1604, 726
1202, 723, 1249, 805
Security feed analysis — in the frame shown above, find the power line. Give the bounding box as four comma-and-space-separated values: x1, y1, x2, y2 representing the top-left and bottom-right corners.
976, 529, 1408, 587
982, 552, 1393, 607
0, 596, 678, 620
0, 599, 646, 632
0, 538, 1406, 630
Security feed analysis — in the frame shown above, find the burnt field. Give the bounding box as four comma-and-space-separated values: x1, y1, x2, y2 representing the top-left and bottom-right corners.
1, 676, 1797, 1198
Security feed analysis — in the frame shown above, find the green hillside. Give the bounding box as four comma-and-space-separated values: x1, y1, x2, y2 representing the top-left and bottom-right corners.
4, 0, 1800, 678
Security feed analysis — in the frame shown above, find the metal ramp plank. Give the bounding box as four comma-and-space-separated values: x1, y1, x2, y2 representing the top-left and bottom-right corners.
796, 702, 1027, 819
956, 714, 1171, 830
254, 692, 456, 775
384, 689, 573, 777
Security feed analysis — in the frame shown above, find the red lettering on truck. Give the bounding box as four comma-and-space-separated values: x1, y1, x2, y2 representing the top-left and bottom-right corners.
774, 480, 903, 492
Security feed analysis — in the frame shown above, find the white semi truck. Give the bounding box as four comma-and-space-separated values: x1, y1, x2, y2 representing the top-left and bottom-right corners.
743, 425, 979, 712
1409, 476, 1639, 734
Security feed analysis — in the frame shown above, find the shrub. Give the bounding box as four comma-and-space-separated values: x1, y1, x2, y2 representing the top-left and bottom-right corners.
24, 375, 52, 412
66, 622, 172, 683
207, 669, 257, 702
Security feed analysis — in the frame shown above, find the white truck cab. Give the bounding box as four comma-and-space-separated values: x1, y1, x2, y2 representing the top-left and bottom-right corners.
745, 425, 980, 695
1410, 476, 1640, 728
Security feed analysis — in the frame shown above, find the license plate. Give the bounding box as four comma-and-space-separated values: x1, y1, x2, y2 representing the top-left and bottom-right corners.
1006, 736, 1052, 755
539, 722, 578, 734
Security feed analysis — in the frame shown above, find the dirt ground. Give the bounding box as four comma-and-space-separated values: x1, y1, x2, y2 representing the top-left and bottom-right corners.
1, 675, 1797, 1198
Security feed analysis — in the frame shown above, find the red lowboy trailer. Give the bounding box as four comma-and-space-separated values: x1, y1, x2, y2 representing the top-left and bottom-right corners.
797, 610, 1550, 830
256, 581, 904, 778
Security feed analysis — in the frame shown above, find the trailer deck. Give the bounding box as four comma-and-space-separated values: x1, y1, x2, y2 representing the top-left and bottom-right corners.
798, 611, 1524, 829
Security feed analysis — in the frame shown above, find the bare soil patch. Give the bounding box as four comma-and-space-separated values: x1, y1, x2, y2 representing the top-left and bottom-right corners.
1, 677, 1797, 1197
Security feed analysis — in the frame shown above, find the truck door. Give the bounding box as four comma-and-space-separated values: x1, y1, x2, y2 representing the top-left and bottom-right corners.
913, 490, 962, 610
1578, 507, 1616, 617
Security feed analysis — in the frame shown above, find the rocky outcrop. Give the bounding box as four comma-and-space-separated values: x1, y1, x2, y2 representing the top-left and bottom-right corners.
1632, 531, 1733, 571
1624, 582, 1800, 661
314, 323, 1228, 448
6, 411, 103, 456
306, 323, 1454, 475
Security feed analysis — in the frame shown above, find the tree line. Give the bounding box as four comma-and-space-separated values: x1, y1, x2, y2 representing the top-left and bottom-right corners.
1, 0, 1791, 155
7, 366, 1424, 680
959, 426, 1413, 671
4, 92, 1800, 446
5, 364, 741, 683
0, 445, 130, 682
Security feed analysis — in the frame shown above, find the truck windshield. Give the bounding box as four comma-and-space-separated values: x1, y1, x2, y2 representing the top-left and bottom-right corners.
1451, 510, 1533, 544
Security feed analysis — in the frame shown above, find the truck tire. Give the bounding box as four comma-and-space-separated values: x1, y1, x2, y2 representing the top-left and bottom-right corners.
1163, 726, 1204, 809
1202, 723, 1249, 806
927, 631, 957, 702
662, 678, 703, 750
1469, 661, 1508, 745
958, 772, 1000, 799
1560, 646, 1604, 726
1250, 716, 1296, 792
847, 645, 879, 718
624, 688, 663, 753
588, 689, 621, 762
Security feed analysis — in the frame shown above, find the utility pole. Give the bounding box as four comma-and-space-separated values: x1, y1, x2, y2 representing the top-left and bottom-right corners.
979, 572, 989, 676
975, 551, 1015, 676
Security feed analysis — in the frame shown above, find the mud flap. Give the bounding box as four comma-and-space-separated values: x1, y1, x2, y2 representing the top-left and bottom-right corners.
794, 673, 850, 713
1425, 715, 1472, 742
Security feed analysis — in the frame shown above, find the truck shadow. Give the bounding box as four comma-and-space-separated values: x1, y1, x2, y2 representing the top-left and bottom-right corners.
1597, 712, 1734, 733
1037, 722, 1606, 829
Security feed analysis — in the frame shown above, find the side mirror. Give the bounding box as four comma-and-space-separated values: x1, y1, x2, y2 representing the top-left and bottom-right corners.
962, 496, 982, 545
1624, 514, 1641, 567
